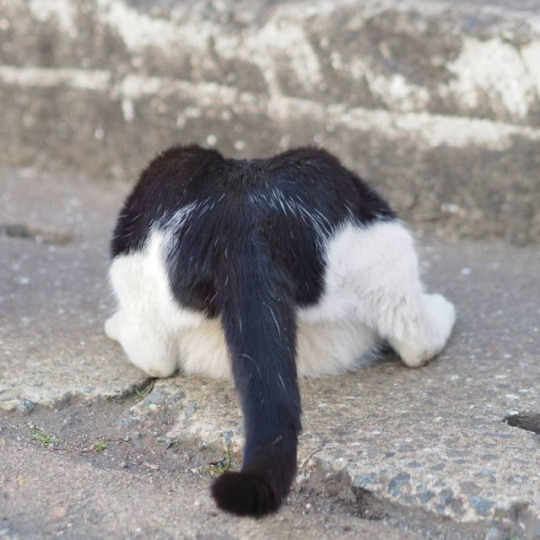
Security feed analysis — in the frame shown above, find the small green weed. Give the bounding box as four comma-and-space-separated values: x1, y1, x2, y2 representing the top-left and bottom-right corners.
91, 440, 110, 452
74, 438, 115, 455
134, 380, 155, 401
201, 449, 233, 476
30, 427, 60, 446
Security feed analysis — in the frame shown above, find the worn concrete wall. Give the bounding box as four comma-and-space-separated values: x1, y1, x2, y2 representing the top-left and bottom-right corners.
1, 0, 539, 243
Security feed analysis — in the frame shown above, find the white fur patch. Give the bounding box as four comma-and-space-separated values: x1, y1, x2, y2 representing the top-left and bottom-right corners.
106, 232, 205, 377
106, 221, 455, 378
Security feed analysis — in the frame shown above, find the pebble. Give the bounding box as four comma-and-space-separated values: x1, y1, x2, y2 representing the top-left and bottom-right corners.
16, 399, 36, 415
353, 475, 376, 488
119, 417, 140, 427
49, 505, 67, 520
469, 495, 494, 516
145, 391, 166, 405
485, 527, 506, 540
418, 491, 435, 503
387, 473, 411, 496
156, 436, 174, 448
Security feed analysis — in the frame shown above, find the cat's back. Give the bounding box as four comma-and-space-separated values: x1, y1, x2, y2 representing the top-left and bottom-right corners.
117, 144, 392, 222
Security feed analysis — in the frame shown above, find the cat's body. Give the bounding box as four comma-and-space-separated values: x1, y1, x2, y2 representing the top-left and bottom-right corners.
106, 145, 455, 516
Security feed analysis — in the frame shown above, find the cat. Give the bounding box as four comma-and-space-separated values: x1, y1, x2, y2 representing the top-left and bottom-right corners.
105, 144, 456, 517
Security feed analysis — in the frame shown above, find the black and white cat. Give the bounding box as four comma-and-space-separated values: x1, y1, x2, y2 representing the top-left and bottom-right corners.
105, 145, 455, 517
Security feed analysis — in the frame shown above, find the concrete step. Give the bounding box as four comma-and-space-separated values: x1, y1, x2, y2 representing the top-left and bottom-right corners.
0, 0, 539, 244
1, 167, 538, 537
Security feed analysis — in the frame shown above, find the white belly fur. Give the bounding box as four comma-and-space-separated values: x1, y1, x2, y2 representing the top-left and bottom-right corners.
178, 318, 377, 379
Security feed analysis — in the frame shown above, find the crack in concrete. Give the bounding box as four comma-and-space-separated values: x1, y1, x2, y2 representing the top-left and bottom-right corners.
0, 223, 75, 245
504, 412, 540, 435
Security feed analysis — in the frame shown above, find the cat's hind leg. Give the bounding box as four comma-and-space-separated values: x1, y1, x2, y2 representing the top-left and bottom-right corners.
325, 220, 456, 368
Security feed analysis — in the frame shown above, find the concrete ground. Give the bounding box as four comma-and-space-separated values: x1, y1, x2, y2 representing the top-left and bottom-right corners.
1, 168, 539, 539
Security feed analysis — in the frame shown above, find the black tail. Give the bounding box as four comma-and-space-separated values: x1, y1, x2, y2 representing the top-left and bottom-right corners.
211, 234, 302, 517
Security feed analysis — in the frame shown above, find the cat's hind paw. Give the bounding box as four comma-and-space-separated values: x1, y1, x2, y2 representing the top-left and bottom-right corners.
424, 293, 456, 351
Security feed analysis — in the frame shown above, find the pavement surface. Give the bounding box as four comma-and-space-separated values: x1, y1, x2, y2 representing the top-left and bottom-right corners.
0, 167, 539, 539
1, 0, 540, 244
1, 1, 539, 538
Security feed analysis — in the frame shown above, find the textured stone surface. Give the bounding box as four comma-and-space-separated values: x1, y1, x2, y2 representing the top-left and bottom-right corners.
1, 0, 540, 243
1, 168, 538, 537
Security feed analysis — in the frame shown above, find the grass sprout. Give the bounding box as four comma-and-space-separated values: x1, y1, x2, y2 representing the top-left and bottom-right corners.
30, 427, 60, 446
91, 440, 110, 452
201, 449, 233, 476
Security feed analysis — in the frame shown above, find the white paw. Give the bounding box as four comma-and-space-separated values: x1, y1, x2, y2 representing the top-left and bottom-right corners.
105, 312, 123, 342
120, 330, 177, 378
418, 293, 456, 364
424, 293, 456, 344
396, 342, 431, 368
394, 294, 456, 368
105, 313, 177, 377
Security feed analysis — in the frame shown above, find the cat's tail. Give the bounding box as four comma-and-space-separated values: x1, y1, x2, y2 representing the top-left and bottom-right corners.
211, 234, 301, 517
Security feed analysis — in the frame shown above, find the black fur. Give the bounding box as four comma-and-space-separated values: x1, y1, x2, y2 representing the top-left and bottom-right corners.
111, 145, 395, 516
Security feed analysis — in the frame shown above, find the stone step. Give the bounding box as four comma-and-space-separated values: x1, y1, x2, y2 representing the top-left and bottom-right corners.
0, 0, 539, 243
